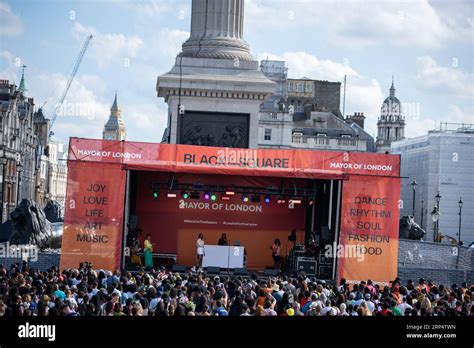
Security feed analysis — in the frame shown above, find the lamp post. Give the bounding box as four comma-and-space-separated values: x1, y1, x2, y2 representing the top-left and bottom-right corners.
411, 179, 417, 217
435, 191, 441, 241
458, 198, 463, 245
420, 199, 424, 230
0, 156, 6, 223
431, 206, 440, 242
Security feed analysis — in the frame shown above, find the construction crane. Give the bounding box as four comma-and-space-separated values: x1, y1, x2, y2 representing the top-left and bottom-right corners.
49, 34, 93, 136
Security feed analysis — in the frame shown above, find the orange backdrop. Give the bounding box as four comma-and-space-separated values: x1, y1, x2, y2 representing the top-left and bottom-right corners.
135, 171, 306, 269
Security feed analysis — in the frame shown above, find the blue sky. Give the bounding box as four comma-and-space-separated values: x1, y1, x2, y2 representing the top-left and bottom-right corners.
0, 0, 472, 144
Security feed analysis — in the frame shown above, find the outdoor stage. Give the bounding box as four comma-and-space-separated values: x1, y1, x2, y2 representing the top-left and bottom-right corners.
60, 138, 401, 284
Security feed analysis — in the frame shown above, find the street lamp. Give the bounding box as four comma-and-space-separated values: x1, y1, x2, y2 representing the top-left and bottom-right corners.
411, 179, 417, 217
435, 191, 441, 241
431, 206, 440, 242
420, 199, 424, 230
458, 198, 463, 245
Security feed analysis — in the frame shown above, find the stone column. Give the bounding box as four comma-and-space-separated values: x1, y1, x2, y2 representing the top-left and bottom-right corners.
180, 0, 252, 61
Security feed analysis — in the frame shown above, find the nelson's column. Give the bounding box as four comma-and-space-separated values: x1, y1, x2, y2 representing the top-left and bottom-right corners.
157, 0, 276, 149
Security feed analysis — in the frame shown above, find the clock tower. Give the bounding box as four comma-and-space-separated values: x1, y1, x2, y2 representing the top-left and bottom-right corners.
103, 92, 126, 141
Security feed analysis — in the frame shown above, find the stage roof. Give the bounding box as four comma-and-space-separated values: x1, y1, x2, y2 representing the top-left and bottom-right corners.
68, 138, 401, 180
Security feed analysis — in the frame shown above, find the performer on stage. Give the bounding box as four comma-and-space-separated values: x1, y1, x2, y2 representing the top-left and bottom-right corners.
143, 234, 153, 269
195, 233, 205, 272
131, 239, 142, 267
271, 238, 282, 271
218, 233, 228, 246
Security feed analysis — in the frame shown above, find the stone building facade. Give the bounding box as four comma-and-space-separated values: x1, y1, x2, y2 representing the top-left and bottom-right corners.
0, 76, 68, 220
0, 78, 38, 222
258, 60, 374, 152
376, 78, 405, 153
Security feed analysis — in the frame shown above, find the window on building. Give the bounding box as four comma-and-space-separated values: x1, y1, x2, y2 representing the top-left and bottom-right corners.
306, 82, 313, 93
289, 82, 295, 92
264, 128, 272, 141
297, 83, 303, 92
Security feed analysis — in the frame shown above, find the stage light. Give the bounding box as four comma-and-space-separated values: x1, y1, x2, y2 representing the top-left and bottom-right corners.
242, 194, 249, 203
221, 195, 231, 201
289, 197, 302, 204
211, 193, 217, 201
308, 198, 315, 206
204, 192, 211, 200
251, 195, 261, 203
181, 191, 190, 199
225, 189, 236, 196
277, 196, 286, 204
264, 195, 271, 204
167, 192, 177, 198
152, 190, 160, 199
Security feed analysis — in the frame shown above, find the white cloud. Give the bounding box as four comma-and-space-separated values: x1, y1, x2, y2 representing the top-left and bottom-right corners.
416, 56, 473, 98
72, 22, 143, 69
133, 0, 190, 20
247, 0, 467, 48
0, 2, 23, 37
445, 105, 474, 124
141, 28, 189, 64
32, 73, 110, 137
0, 50, 18, 81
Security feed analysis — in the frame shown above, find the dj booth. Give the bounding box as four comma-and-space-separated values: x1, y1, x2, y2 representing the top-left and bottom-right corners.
202, 245, 245, 269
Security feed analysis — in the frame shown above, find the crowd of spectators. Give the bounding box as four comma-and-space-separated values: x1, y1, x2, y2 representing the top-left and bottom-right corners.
0, 262, 472, 317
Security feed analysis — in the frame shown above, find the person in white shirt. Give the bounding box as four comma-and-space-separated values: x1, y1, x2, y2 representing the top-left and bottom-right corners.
397, 296, 413, 316
195, 233, 205, 272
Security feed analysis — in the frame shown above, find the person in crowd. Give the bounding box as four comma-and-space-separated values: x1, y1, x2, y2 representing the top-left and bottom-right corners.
218, 233, 228, 246
143, 234, 154, 269
0, 262, 472, 318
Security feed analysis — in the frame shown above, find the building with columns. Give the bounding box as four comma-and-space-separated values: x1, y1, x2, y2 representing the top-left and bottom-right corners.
157, 0, 275, 149
103, 93, 126, 141
376, 78, 405, 153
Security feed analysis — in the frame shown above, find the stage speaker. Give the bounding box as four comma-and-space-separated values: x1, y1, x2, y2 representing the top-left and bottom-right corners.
206, 267, 221, 275
234, 268, 248, 276
296, 257, 317, 276
264, 269, 278, 277
172, 265, 186, 273
321, 226, 331, 243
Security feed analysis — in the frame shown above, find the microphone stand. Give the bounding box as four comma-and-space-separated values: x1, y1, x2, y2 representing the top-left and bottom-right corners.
227, 239, 231, 275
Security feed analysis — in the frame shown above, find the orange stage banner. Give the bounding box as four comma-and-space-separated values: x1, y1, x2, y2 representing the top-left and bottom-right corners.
337, 176, 401, 285
60, 161, 126, 271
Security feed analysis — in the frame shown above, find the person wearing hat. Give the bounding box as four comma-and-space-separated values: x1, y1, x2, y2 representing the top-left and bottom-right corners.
271, 283, 284, 302
364, 293, 375, 314
306, 301, 321, 316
